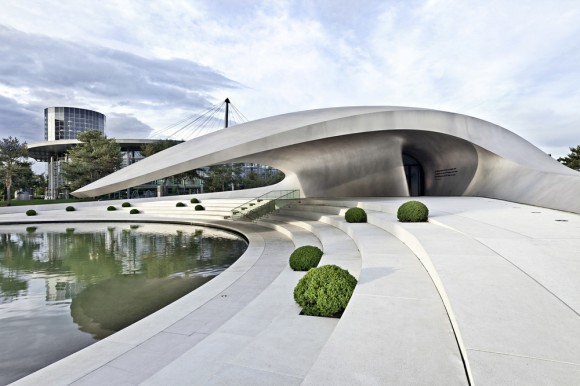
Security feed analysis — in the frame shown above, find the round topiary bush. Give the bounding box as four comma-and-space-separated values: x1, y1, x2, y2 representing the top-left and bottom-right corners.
194, 204, 205, 211
26, 209, 37, 216
122, 202, 131, 208
65, 206, 75, 212
190, 198, 200, 204
107, 206, 117, 211
130, 208, 140, 214
176, 202, 186, 207
397, 200, 429, 222
293, 264, 357, 317
345, 207, 367, 223
289, 246, 323, 271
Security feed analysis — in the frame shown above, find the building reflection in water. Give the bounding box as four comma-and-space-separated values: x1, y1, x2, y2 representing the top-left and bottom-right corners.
0, 222, 244, 304
0, 222, 247, 384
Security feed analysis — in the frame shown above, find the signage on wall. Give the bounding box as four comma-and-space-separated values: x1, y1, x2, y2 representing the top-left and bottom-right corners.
434, 168, 458, 180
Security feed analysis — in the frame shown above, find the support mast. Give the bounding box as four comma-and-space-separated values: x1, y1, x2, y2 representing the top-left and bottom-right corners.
224, 98, 230, 128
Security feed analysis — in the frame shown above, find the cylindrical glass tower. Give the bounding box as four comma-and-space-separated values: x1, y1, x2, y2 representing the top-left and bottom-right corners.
44, 107, 106, 141
43, 107, 106, 199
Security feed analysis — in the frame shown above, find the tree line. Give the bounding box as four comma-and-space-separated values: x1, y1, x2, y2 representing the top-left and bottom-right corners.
61, 131, 283, 196
0, 131, 284, 204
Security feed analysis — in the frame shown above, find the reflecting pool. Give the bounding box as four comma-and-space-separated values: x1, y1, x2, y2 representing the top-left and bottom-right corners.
0, 223, 247, 385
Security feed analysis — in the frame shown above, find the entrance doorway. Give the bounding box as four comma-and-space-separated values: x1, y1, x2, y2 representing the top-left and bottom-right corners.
403, 153, 424, 196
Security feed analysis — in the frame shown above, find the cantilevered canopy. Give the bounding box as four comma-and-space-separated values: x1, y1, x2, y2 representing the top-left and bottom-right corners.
28, 139, 160, 162
72, 106, 580, 213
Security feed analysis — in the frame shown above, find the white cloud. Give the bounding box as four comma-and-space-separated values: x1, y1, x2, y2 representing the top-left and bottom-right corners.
106, 113, 154, 139
0, 0, 579, 159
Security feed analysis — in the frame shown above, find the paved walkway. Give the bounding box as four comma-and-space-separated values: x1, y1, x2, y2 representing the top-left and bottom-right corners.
3, 196, 580, 385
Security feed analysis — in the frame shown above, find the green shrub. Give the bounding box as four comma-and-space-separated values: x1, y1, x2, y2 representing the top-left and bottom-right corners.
294, 265, 357, 317
194, 204, 205, 211
107, 206, 117, 211
26, 209, 37, 216
176, 202, 186, 207
130, 208, 139, 214
289, 246, 323, 271
65, 206, 75, 212
122, 202, 131, 208
345, 207, 367, 223
397, 201, 429, 222
190, 197, 200, 204
26, 226, 37, 233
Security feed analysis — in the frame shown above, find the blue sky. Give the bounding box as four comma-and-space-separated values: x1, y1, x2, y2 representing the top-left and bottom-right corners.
1, 0, 579, 158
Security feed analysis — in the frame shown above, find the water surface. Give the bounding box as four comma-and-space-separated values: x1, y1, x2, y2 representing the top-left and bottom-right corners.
0, 223, 247, 385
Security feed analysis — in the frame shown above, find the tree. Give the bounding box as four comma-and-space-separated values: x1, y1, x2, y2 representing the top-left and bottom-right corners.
202, 163, 243, 192
176, 169, 204, 192
141, 140, 181, 193
10, 161, 34, 192
10, 169, 46, 198
62, 130, 122, 191
30, 173, 47, 198
141, 140, 205, 193
141, 139, 182, 157
240, 168, 285, 189
0, 137, 29, 205
558, 146, 580, 171
0, 160, 35, 197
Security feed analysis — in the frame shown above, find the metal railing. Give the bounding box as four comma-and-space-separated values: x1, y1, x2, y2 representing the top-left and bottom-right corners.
230, 190, 300, 221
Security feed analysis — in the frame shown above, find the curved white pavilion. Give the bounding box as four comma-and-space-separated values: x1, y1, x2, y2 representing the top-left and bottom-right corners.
73, 106, 580, 213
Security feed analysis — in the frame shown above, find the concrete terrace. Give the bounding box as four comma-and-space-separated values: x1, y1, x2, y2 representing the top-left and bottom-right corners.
4, 196, 580, 385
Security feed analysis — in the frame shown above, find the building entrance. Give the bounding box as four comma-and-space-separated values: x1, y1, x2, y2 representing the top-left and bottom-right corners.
403, 154, 424, 196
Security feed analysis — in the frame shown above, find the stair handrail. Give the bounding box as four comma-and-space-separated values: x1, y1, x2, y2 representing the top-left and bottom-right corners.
231, 189, 300, 221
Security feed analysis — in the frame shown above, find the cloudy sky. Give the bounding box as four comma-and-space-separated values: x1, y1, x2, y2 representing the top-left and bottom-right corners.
1, 0, 579, 159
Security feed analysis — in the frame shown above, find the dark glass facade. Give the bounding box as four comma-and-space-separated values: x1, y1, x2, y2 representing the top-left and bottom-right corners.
44, 107, 106, 141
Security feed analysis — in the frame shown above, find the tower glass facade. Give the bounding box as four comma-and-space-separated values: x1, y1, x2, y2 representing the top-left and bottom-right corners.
44, 107, 106, 141
43, 107, 106, 199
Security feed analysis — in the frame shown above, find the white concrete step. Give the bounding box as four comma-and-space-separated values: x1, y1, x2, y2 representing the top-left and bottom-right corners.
137, 227, 338, 385
292, 198, 580, 385
364, 210, 580, 385
257, 219, 322, 249
268, 213, 361, 278
274, 205, 468, 385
